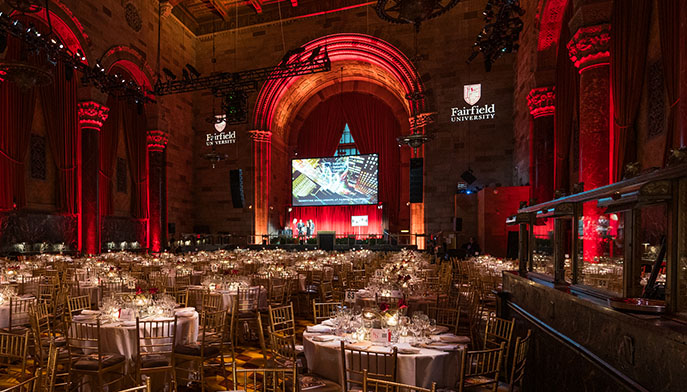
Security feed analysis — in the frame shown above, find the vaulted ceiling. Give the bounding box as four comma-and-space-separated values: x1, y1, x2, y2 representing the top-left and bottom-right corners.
169, 0, 374, 35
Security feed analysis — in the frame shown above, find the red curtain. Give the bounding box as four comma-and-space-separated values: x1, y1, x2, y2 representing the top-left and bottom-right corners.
295, 93, 402, 226
295, 98, 347, 157
121, 103, 149, 219
341, 93, 402, 226
553, 3, 576, 193
99, 97, 120, 216
658, 0, 681, 159
290, 204, 383, 237
40, 62, 79, 213
0, 33, 36, 210
610, 0, 652, 182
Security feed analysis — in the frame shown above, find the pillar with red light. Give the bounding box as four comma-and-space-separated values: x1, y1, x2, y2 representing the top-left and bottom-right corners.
568, 24, 611, 262
250, 130, 271, 244
78, 101, 109, 255
527, 86, 555, 205
147, 130, 169, 253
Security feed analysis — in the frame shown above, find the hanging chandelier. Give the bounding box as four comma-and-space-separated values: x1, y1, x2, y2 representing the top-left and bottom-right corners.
376, 0, 461, 31
203, 147, 228, 169
0, 60, 53, 88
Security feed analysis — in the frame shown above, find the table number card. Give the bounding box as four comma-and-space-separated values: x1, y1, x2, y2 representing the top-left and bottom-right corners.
345, 290, 357, 303
370, 328, 391, 343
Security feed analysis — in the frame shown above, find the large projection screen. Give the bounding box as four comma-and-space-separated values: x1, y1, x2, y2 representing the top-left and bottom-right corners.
292, 154, 378, 206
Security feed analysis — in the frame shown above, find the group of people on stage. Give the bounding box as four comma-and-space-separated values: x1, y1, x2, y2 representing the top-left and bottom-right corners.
294, 218, 316, 239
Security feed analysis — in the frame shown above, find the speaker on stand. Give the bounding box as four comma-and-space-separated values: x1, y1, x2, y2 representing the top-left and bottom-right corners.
409, 158, 424, 203
229, 169, 244, 208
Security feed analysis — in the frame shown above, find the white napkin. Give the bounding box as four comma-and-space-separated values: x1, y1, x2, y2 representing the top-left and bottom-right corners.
307, 325, 333, 333
121, 320, 137, 327
434, 335, 471, 344
346, 342, 371, 350
368, 345, 393, 354
174, 307, 195, 313
81, 310, 100, 315
321, 319, 336, 327
423, 342, 462, 351
395, 343, 420, 354
312, 335, 337, 342
73, 314, 95, 322
177, 311, 195, 318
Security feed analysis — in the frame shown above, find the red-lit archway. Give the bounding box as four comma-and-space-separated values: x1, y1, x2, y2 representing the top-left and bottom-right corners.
252, 33, 426, 246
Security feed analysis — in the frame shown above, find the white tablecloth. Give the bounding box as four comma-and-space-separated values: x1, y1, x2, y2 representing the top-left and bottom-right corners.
303, 332, 460, 388
79, 312, 199, 359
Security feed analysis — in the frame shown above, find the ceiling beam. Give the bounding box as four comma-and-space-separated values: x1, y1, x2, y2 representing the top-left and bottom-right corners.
207, 0, 230, 20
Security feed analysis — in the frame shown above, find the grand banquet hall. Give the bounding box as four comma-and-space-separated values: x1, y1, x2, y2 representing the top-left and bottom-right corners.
0, 0, 686, 391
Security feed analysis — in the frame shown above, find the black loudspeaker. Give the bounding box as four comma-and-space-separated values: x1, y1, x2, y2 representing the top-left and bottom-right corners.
461, 169, 477, 185
409, 158, 423, 203
453, 217, 463, 232
229, 169, 245, 208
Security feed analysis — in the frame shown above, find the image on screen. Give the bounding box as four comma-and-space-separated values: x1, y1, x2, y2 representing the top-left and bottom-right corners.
292, 154, 378, 206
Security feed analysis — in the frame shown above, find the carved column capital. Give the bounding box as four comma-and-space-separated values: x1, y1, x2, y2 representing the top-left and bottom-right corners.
527, 87, 556, 118
78, 101, 109, 130
147, 130, 169, 152
567, 24, 610, 72
249, 130, 272, 143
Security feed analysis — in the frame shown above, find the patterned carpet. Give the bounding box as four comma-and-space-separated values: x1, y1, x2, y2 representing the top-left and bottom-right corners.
0, 317, 313, 392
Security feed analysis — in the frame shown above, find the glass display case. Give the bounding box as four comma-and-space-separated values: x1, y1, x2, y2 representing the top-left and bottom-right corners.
507, 163, 687, 315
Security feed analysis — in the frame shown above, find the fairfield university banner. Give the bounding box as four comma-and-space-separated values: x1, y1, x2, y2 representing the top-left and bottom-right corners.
450, 84, 496, 122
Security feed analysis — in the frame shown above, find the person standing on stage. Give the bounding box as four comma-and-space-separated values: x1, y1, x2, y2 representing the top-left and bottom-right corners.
307, 219, 315, 238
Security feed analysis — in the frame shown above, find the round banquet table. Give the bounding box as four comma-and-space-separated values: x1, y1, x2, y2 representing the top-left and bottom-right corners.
77, 311, 199, 359
187, 286, 268, 311
0, 297, 34, 329
303, 332, 461, 389
352, 289, 439, 314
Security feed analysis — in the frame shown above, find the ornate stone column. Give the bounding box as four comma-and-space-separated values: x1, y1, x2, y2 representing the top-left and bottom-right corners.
250, 130, 271, 244
147, 130, 169, 253
527, 86, 556, 204
568, 23, 611, 261
78, 101, 109, 255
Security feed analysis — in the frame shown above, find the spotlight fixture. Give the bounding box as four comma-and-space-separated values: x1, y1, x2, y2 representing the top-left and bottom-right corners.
162, 67, 177, 80
467, 0, 525, 71
186, 64, 201, 78
375, 0, 461, 31
278, 46, 306, 68
203, 147, 228, 169
0, 11, 150, 102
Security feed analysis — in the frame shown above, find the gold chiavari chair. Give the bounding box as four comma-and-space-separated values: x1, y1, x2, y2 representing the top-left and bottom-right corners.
65, 320, 127, 390
319, 281, 334, 302
265, 328, 338, 392
66, 295, 90, 318
269, 283, 286, 306
503, 330, 532, 391
428, 306, 462, 336
0, 331, 31, 390
118, 378, 151, 392
6, 297, 36, 333
231, 363, 296, 392
312, 300, 341, 325
174, 273, 191, 288
362, 370, 436, 392
35, 342, 59, 392
340, 341, 398, 392
483, 315, 515, 370
457, 342, 506, 392
18, 276, 40, 297
174, 310, 227, 392
187, 286, 207, 309
99, 280, 124, 299
135, 317, 177, 388
201, 292, 223, 312
268, 303, 296, 337
173, 288, 189, 307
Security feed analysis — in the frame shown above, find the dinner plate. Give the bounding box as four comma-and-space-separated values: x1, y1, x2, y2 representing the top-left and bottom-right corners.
397, 346, 421, 354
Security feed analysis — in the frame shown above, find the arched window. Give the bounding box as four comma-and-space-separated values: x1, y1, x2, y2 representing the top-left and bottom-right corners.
336, 124, 359, 156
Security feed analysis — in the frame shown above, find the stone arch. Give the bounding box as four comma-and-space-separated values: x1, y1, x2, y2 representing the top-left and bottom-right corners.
99, 46, 155, 91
